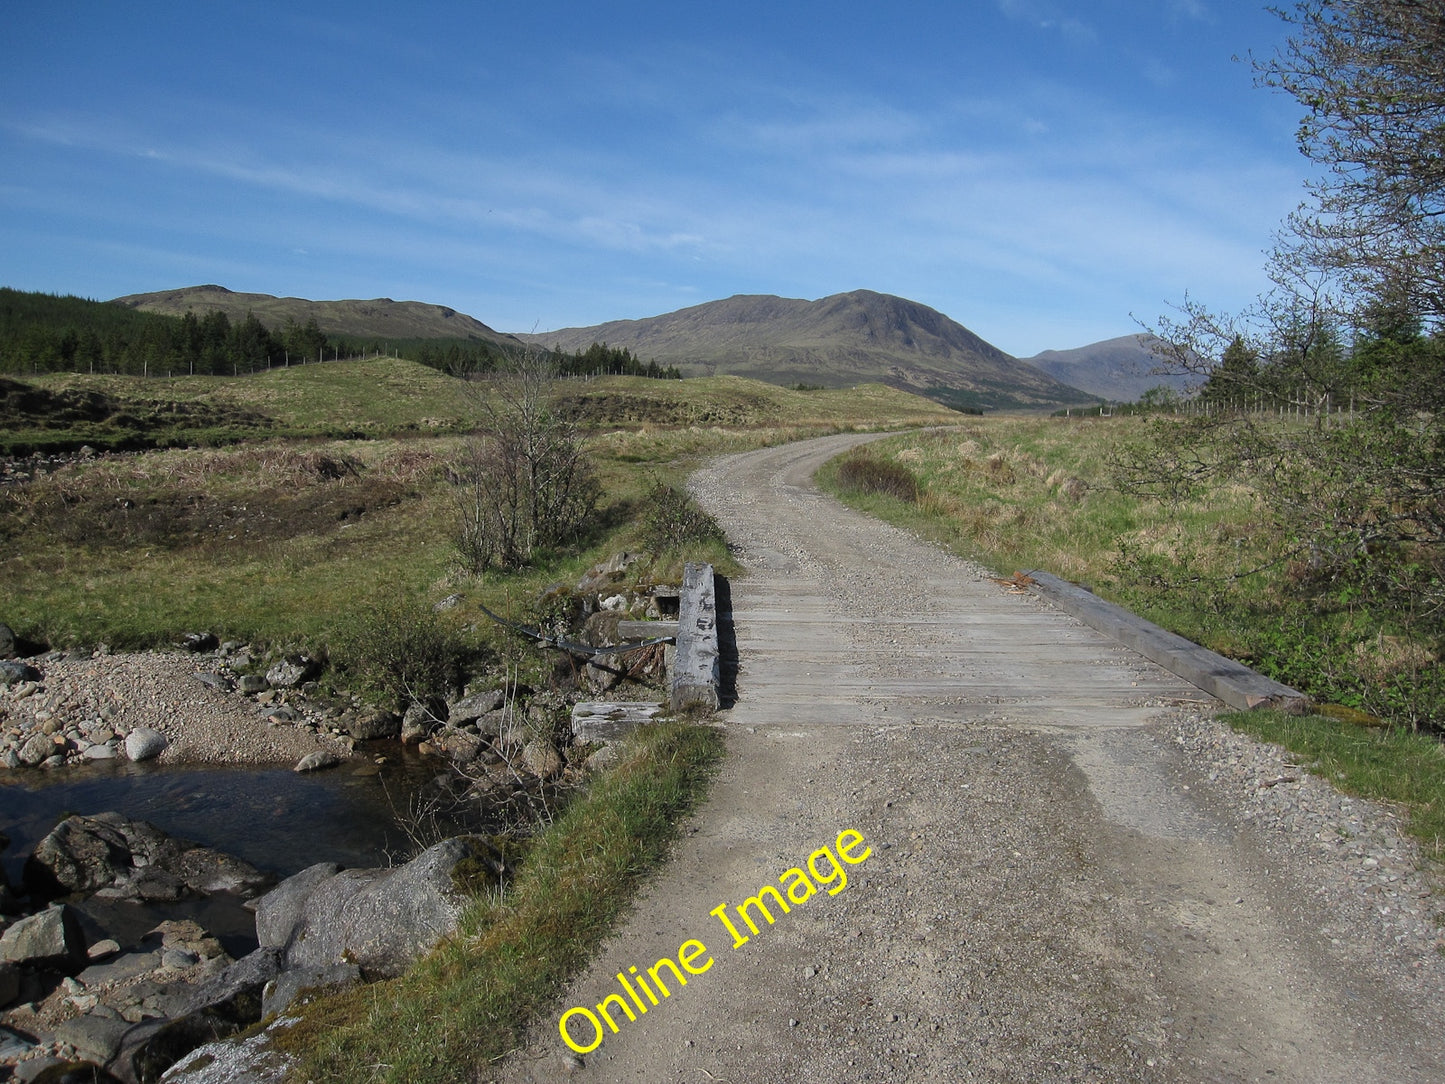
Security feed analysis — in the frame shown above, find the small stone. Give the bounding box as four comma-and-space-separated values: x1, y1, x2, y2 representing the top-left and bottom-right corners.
181, 632, 218, 653
340, 708, 400, 742
88, 939, 122, 961
294, 751, 341, 773
124, 727, 167, 762
18, 731, 56, 766
522, 738, 564, 779
266, 655, 318, 689
584, 744, 623, 772
0, 660, 39, 687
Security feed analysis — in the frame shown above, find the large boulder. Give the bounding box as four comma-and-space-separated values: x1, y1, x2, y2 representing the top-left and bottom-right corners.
113, 948, 285, 1084
337, 708, 399, 742
26, 814, 136, 895
252, 863, 340, 951
0, 904, 88, 972
171, 848, 275, 896
254, 837, 505, 977
25, 813, 272, 902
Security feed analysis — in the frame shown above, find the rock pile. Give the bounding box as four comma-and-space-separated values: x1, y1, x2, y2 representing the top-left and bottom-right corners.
0, 814, 506, 1083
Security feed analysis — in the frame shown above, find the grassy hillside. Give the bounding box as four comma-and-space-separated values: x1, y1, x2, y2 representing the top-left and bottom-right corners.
1, 360, 961, 455
114, 284, 518, 345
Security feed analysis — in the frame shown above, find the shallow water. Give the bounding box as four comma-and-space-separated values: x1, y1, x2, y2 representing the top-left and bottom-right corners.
0, 747, 487, 954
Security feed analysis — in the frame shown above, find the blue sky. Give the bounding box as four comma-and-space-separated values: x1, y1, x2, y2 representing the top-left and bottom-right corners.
3, 1, 1307, 357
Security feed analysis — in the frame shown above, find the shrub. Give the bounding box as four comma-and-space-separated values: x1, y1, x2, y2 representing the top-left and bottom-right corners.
835, 454, 920, 503
332, 596, 467, 710
640, 478, 726, 552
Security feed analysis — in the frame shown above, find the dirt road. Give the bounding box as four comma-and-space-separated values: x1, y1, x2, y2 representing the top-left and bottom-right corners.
499, 433, 1445, 1084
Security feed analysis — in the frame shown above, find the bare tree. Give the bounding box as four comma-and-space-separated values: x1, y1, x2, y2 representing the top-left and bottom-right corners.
1256, 0, 1445, 322
454, 350, 599, 571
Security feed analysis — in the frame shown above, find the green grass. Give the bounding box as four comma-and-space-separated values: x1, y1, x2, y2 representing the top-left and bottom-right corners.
7, 357, 475, 449
1, 362, 952, 658
815, 416, 1436, 710
274, 720, 726, 1083
5, 364, 963, 455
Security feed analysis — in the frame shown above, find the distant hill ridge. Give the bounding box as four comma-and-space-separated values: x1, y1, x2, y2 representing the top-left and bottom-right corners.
1023, 334, 1193, 403
113, 285, 519, 346
520, 289, 1093, 411
111, 284, 1121, 410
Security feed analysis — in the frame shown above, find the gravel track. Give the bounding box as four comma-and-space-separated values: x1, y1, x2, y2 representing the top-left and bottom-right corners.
497, 432, 1445, 1084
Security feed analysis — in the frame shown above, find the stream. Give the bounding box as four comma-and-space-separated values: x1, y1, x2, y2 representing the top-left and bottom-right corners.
0, 747, 485, 956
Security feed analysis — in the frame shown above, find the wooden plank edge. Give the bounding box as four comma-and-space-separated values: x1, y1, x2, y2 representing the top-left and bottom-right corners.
1021, 570, 1309, 714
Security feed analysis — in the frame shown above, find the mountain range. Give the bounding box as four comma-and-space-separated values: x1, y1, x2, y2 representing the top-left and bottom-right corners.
114, 285, 1169, 409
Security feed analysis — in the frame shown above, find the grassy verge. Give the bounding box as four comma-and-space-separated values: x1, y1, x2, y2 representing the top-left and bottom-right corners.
816, 416, 1445, 860
273, 720, 726, 1083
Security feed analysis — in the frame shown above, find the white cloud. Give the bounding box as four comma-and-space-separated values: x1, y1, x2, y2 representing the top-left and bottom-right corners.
1167, 0, 1212, 22
994, 0, 1097, 42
